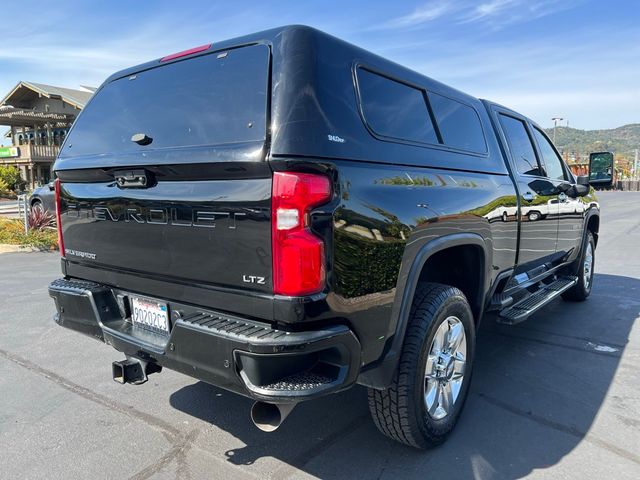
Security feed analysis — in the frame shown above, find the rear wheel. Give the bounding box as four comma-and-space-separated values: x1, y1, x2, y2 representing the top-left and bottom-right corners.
562, 231, 595, 301
31, 200, 43, 213
368, 283, 475, 448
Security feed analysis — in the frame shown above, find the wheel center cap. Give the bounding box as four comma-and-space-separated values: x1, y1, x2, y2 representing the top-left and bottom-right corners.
436, 353, 455, 381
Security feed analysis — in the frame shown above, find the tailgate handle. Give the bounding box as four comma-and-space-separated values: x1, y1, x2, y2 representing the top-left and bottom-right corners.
114, 169, 152, 189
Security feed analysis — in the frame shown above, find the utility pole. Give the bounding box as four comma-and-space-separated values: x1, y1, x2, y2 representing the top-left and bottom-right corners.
551, 117, 564, 144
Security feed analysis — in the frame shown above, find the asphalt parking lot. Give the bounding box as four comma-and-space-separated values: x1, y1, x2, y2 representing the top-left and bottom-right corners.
1, 191, 639, 480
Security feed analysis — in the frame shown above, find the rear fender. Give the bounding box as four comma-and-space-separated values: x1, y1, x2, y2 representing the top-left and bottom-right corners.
358, 233, 489, 389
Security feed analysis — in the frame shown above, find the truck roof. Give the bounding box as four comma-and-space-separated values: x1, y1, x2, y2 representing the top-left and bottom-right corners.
79, 25, 508, 175
106, 25, 478, 105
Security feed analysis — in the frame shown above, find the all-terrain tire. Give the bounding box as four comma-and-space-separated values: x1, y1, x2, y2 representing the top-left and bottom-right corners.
562, 231, 595, 301
367, 283, 475, 449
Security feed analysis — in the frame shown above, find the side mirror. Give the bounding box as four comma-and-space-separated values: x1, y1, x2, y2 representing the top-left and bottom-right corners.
557, 181, 572, 193
576, 175, 589, 186
567, 176, 590, 198
588, 152, 614, 187
568, 183, 590, 198
48, 181, 55, 191
574, 184, 590, 196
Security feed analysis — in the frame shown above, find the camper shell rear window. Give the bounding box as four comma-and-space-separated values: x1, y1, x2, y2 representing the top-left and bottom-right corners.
62, 44, 269, 157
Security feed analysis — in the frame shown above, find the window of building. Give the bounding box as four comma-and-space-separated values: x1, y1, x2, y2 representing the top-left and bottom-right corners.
532, 127, 566, 181
357, 68, 438, 145
499, 114, 543, 176
429, 92, 486, 153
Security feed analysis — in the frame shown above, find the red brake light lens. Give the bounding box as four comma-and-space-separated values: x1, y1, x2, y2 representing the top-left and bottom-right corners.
54, 178, 65, 257
272, 172, 331, 296
160, 44, 212, 62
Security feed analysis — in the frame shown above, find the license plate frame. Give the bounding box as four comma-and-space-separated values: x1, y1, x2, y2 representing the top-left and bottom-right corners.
129, 296, 170, 335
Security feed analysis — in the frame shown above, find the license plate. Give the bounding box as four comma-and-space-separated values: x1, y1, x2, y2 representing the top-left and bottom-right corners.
130, 296, 170, 334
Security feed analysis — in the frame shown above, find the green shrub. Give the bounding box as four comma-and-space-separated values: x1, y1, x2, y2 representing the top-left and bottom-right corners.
0, 178, 10, 195
0, 165, 22, 190
0, 219, 58, 249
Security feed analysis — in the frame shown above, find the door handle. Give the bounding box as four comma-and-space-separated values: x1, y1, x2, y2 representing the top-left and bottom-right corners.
522, 191, 535, 202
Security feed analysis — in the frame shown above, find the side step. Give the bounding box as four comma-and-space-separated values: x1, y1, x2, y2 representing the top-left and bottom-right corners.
498, 276, 578, 325
487, 292, 514, 312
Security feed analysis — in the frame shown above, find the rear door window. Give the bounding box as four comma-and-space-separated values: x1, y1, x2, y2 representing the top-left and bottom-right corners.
499, 114, 543, 176
357, 68, 438, 145
429, 92, 486, 153
62, 44, 269, 157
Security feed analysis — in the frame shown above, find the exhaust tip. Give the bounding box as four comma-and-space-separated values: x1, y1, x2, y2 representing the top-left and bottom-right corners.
250, 401, 296, 432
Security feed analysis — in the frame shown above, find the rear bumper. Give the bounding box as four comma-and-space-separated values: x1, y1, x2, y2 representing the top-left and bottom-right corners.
49, 278, 361, 402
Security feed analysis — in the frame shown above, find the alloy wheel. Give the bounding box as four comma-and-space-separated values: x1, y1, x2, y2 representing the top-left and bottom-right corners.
583, 242, 593, 289
424, 316, 467, 420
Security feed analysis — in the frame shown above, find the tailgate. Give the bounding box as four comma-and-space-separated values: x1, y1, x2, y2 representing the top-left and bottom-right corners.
57, 162, 272, 292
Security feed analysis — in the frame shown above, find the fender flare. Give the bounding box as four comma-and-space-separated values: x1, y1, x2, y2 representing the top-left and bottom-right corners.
563, 207, 599, 276
583, 209, 600, 244
357, 232, 489, 389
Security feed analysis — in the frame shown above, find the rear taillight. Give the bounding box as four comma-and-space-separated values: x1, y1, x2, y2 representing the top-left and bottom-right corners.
272, 172, 331, 296
54, 178, 65, 257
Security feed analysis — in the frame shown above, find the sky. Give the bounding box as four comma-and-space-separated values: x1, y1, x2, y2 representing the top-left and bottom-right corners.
1, 0, 639, 131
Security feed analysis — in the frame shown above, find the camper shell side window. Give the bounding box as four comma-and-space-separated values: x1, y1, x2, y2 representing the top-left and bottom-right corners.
355, 66, 487, 156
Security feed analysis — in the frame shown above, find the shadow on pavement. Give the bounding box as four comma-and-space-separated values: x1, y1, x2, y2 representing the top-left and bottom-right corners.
170, 273, 639, 479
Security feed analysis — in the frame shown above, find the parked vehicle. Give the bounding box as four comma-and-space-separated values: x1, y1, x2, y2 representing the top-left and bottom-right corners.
48, 26, 606, 448
29, 181, 56, 213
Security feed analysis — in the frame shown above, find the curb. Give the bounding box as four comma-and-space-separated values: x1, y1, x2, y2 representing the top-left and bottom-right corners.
0, 244, 44, 254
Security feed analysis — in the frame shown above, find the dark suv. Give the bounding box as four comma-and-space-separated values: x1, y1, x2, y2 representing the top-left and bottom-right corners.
48, 26, 604, 448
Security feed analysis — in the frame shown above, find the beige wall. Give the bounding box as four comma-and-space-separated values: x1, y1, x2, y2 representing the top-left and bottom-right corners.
30, 96, 80, 115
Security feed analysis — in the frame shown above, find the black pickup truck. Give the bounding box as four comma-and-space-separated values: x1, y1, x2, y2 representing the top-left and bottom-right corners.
48, 26, 609, 448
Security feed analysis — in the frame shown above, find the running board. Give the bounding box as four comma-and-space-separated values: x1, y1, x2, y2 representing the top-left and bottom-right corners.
498, 276, 578, 325
487, 292, 514, 312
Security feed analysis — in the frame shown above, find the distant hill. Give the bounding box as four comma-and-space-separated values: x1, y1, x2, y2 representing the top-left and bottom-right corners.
544, 124, 640, 163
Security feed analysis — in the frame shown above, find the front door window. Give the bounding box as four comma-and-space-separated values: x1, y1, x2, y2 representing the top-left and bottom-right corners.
532, 128, 566, 181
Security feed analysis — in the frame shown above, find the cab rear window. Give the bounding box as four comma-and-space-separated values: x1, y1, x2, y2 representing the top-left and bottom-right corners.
62, 44, 269, 157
